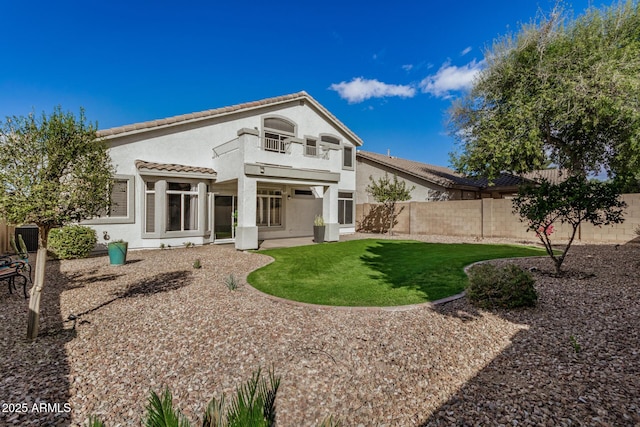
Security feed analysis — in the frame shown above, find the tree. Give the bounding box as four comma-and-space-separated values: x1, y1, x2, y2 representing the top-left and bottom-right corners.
0, 107, 113, 340
513, 177, 626, 274
449, 2, 640, 182
449, 2, 638, 273
365, 173, 414, 235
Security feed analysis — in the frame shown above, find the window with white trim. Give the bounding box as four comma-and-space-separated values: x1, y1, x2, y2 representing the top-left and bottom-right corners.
108, 179, 129, 217
338, 192, 354, 225
305, 138, 318, 157
343, 146, 354, 169
166, 182, 198, 231
256, 189, 282, 227
87, 175, 135, 224
320, 135, 340, 145
145, 181, 155, 233
263, 117, 295, 153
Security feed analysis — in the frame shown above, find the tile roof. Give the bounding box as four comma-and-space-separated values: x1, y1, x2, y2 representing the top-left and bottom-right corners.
98, 91, 363, 146
356, 150, 532, 190
135, 160, 216, 177
522, 168, 568, 185
357, 151, 481, 189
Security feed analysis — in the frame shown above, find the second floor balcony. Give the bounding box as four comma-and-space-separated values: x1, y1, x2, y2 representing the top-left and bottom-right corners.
263, 136, 290, 154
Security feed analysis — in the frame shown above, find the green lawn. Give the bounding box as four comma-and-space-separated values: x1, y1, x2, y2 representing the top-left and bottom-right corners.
248, 239, 547, 307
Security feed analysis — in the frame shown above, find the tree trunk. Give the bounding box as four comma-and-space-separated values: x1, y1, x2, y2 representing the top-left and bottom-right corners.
388, 203, 395, 236
26, 227, 49, 340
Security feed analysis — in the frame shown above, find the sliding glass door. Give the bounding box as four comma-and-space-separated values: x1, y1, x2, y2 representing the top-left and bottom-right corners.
213, 195, 236, 240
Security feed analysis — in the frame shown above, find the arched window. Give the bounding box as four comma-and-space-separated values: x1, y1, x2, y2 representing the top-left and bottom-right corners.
263, 117, 296, 153
320, 134, 340, 145
264, 117, 295, 134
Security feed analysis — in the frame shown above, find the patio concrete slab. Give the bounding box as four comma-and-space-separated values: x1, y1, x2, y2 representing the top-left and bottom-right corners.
257, 236, 315, 249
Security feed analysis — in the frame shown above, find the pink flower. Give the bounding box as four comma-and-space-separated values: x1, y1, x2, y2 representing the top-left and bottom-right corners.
536, 225, 554, 236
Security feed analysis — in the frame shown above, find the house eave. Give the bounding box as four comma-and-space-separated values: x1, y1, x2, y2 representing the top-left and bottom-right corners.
244, 163, 340, 183
137, 169, 217, 180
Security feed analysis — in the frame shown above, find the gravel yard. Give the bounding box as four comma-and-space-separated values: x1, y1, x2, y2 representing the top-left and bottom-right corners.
1, 235, 639, 426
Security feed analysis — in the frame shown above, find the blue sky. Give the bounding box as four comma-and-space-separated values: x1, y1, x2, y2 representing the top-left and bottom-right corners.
2, 0, 598, 168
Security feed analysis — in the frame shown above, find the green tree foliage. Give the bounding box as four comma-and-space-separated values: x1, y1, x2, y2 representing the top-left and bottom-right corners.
449, 2, 637, 274
513, 177, 626, 274
449, 1, 640, 182
0, 107, 113, 339
365, 173, 414, 235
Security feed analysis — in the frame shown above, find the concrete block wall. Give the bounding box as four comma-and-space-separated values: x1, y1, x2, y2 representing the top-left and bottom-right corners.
481, 199, 574, 241
579, 194, 640, 243
356, 194, 640, 244
410, 200, 482, 236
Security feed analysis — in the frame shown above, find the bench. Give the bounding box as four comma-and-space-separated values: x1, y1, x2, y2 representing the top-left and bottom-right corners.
0, 256, 30, 298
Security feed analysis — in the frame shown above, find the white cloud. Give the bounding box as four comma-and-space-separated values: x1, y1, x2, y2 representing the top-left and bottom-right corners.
402, 64, 413, 72
460, 46, 472, 56
329, 77, 416, 104
419, 59, 485, 98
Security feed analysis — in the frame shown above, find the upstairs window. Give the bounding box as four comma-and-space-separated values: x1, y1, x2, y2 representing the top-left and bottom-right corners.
305, 138, 318, 157
264, 117, 295, 134
343, 146, 354, 169
320, 135, 340, 145
263, 117, 295, 153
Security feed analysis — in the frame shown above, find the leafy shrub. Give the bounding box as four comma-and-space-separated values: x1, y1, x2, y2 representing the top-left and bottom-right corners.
48, 225, 97, 259
466, 263, 537, 309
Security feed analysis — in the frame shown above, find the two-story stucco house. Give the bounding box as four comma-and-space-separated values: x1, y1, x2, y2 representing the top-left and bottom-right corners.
85, 92, 362, 250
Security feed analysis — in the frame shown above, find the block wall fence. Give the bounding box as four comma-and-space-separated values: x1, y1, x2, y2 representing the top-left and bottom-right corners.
356, 193, 640, 244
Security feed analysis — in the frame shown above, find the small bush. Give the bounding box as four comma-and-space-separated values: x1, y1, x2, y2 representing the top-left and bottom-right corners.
225, 274, 239, 290
569, 335, 582, 353
48, 225, 97, 259
466, 263, 537, 309
193, 259, 202, 269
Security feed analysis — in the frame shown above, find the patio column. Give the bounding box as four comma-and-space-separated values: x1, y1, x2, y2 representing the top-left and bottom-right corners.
322, 184, 339, 242
235, 175, 258, 250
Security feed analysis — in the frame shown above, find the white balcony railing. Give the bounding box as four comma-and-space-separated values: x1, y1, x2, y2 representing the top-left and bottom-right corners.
263, 137, 289, 154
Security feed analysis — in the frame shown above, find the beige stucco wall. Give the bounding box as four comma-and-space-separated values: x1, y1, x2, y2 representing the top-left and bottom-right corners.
356, 193, 640, 244
356, 158, 456, 204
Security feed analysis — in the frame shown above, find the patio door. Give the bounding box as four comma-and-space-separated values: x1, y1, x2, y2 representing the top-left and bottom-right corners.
213, 195, 236, 241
